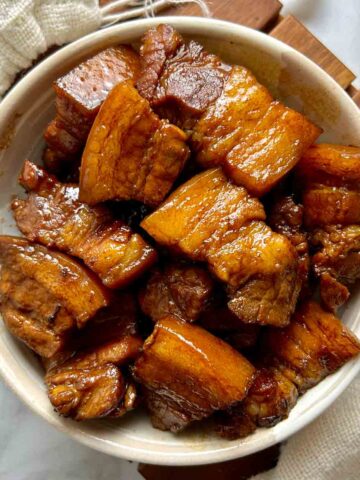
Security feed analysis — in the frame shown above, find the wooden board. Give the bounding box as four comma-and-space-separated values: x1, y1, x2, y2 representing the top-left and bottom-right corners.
139, 444, 281, 480
270, 14, 356, 88
165, 0, 282, 30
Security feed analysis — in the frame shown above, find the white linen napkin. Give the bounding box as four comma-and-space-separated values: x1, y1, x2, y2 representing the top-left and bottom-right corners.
253, 375, 360, 480
0, 0, 101, 96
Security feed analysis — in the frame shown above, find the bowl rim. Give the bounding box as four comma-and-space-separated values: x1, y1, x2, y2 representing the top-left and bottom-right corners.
1, 15, 360, 466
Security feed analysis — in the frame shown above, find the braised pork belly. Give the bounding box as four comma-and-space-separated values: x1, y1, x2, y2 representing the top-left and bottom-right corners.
138, 25, 321, 195
139, 263, 214, 323
45, 46, 141, 170
79, 82, 189, 207
216, 301, 360, 439
298, 144, 360, 310
137, 24, 231, 128
12, 161, 157, 288
141, 168, 300, 326
1, 26, 359, 438
0, 236, 109, 356
133, 317, 255, 432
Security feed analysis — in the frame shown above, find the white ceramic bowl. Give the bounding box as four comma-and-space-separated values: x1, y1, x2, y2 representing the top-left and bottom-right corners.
0, 17, 360, 466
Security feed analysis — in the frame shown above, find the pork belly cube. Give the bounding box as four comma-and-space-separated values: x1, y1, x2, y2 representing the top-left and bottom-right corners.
311, 225, 360, 310
54, 46, 141, 140
0, 236, 109, 329
133, 317, 255, 432
263, 301, 360, 393
268, 194, 310, 294
141, 168, 300, 326
226, 230, 300, 327
192, 67, 321, 196
297, 144, 360, 188
137, 24, 230, 126
216, 367, 298, 439
79, 82, 189, 207
139, 263, 214, 323
45, 336, 138, 420
303, 186, 360, 228
12, 161, 157, 289
141, 168, 266, 255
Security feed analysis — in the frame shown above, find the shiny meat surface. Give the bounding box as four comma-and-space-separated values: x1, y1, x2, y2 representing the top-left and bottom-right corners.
137, 24, 230, 127
79, 82, 189, 207
311, 225, 360, 310
298, 144, 360, 310
296, 144, 360, 188
303, 186, 360, 227
299, 143, 360, 226
141, 168, 266, 257
44, 293, 143, 419
0, 252, 75, 357
217, 300, 360, 439
139, 263, 214, 323
45, 338, 135, 420
54, 46, 141, 141
263, 301, 360, 393
216, 367, 298, 439
12, 161, 157, 289
193, 66, 321, 196
141, 169, 300, 326
133, 317, 255, 432
0, 300, 68, 358
268, 194, 310, 293
0, 236, 109, 328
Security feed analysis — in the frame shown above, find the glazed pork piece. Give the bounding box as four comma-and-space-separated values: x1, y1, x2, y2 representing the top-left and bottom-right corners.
138, 25, 321, 196
139, 263, 214, 323
44, 46, 141, 170
44, 291, 142, 420
0, 236, 109, 357
268, 194, 310, 293
216, 301, 360, 439
133, 317, 255, 432
141, 168, 301, 327
297, 144, 360, 310
45, 338, 137, 420
192, 66, 321, 196
311, 225, 360, 310
263, 301, 360, 392
216, 367, 298, 439
137, 24, 231, 128
79, 82, 189, 207
12, 161, 157, 289
297, 144, 360, 188
298, 144, 360, 228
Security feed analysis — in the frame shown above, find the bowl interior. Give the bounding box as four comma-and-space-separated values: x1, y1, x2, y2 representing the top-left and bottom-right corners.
0, 17, 360, 465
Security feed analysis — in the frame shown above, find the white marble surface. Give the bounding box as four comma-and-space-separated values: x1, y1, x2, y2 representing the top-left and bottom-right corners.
0, 1, 359, 479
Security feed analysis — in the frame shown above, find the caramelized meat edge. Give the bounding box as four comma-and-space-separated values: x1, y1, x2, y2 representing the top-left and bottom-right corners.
12, 160, 157, 289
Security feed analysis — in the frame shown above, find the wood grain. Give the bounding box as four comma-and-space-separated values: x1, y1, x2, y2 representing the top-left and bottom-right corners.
138, 444, 281, 480
270, 15, 356, 89
163, 0, 282, 30
348, 85, 360, 107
